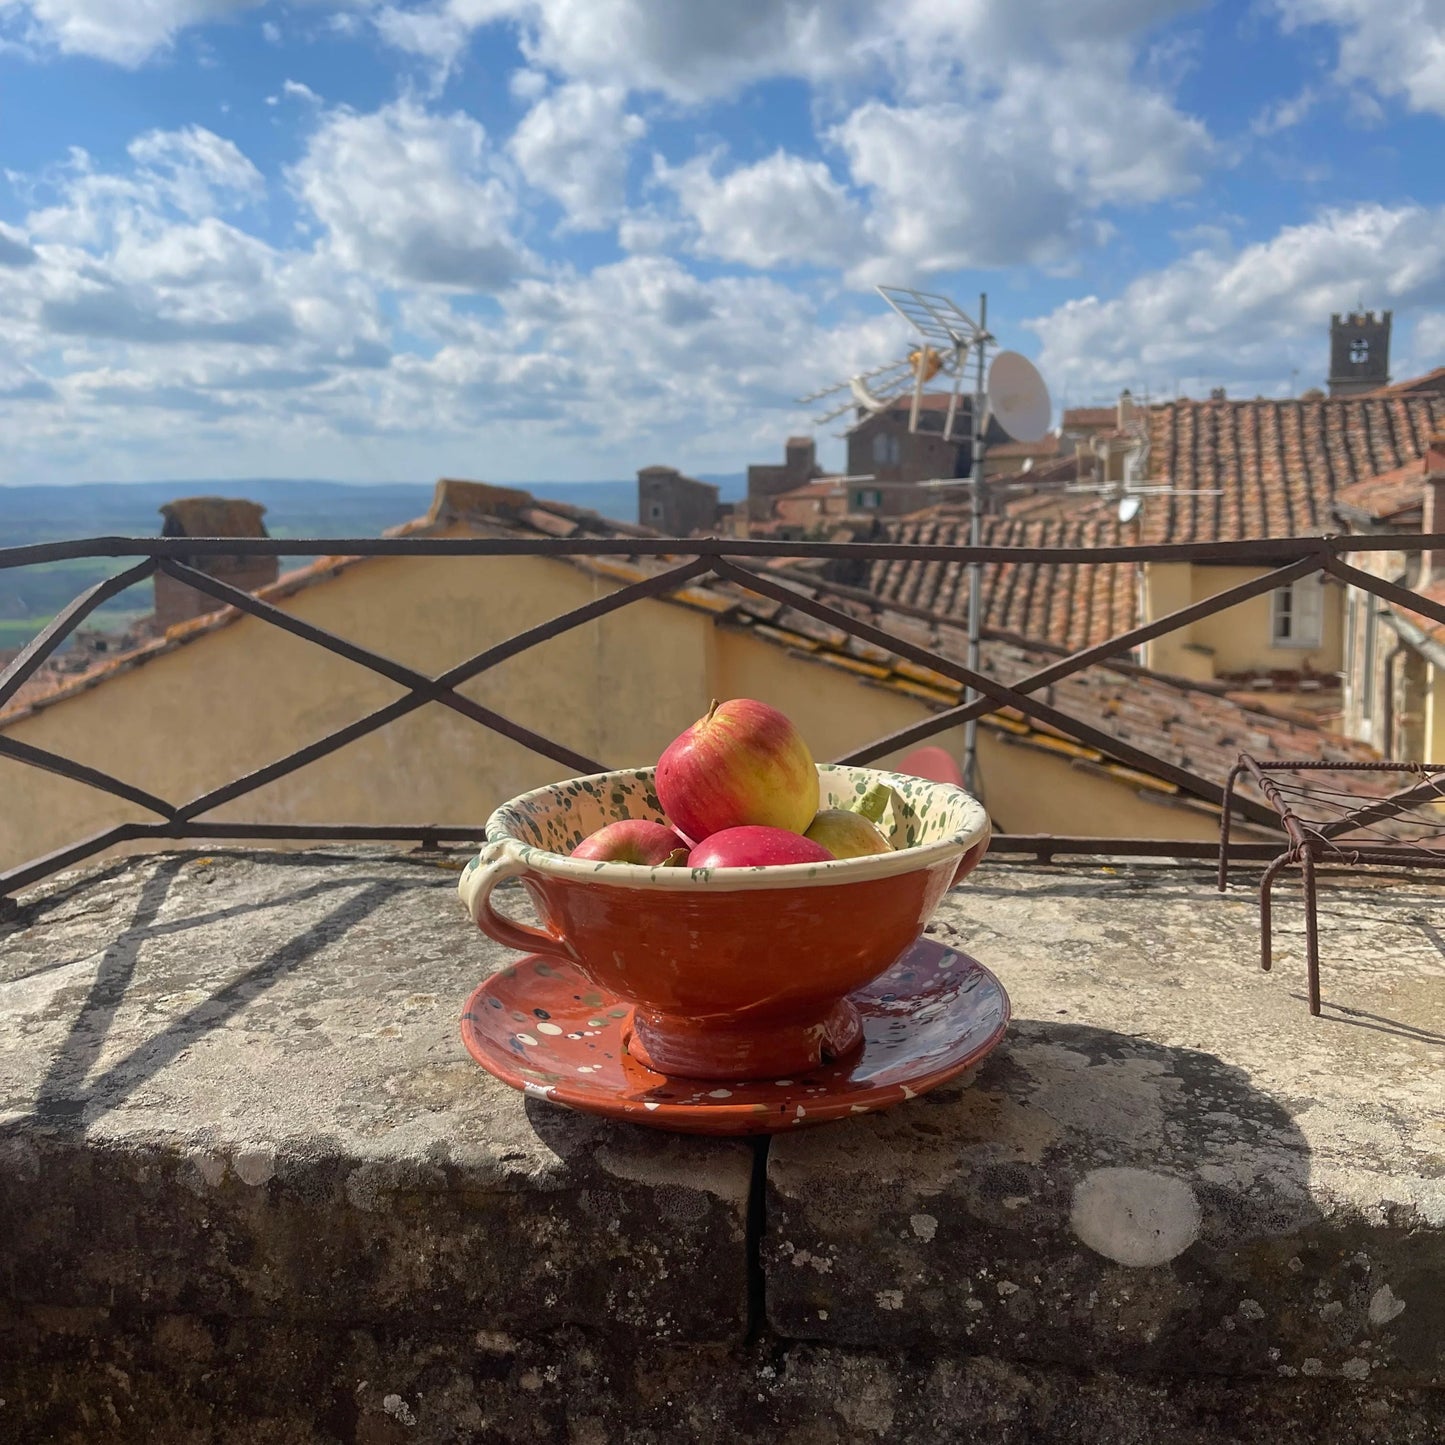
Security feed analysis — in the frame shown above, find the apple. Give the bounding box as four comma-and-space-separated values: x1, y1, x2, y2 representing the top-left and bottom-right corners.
656, 698, 819, 841
804, 809, 892, 859
570, 819, 688, 865
687, 826, 834, 869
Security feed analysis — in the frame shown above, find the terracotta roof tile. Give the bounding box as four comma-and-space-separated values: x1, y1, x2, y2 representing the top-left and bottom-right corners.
1063, 406, 1117, 429
1362, 367, 1445, 398
865, 509, 1140, 651
1334, 457, 1429, 522
1142, 395, 1445, 544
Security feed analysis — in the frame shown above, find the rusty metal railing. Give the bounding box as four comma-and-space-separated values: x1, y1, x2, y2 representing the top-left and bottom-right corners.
4, 529, 1445, 908
1219, 756, 1445, 1013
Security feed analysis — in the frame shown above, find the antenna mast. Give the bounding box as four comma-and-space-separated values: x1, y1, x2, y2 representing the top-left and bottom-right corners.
963, 293, 989, 796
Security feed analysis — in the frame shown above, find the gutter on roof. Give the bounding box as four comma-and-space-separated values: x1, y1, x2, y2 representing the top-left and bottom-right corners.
1378, 606, 1445, 673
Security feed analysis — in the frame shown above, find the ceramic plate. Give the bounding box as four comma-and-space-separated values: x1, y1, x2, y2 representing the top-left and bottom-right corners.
459, 938, 1010, 1135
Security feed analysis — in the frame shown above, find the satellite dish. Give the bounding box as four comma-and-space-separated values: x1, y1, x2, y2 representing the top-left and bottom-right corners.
988, 351, 1052, 444
1117, 495, 1142, 524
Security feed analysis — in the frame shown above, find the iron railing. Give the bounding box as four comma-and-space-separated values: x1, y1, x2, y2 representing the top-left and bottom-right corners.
1220, 756, 1445, 1013
3, 529, 1445, 906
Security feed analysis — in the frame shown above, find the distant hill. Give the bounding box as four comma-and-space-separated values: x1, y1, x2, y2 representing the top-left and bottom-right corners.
0, 474, 747, 650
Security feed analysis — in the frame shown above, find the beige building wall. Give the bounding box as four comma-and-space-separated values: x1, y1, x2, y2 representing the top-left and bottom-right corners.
2, 544, 1223, 877
1425, 670, 1445, 762
1142, 563, 1342, 680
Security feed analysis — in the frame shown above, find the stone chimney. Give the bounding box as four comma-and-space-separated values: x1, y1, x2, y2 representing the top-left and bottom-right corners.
154, 497, 278, 630
1422, 436, 1445, 586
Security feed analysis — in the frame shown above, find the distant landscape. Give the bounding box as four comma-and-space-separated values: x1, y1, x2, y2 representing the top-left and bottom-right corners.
0, 475, 746, 651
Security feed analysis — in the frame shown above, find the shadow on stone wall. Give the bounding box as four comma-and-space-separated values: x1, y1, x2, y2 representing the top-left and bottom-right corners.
6, 857, 405, 1131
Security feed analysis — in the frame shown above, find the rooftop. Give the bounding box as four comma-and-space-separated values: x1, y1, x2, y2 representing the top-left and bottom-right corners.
3, 847, 1442, 1440
868, 511, 1139, 653
0, 479, 1386, 830
1062, 406, 1119, 430
1140, 394, 1445, 545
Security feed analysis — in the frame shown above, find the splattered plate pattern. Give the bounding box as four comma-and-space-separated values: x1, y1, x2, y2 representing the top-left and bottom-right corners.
460, 938, 1010, 1135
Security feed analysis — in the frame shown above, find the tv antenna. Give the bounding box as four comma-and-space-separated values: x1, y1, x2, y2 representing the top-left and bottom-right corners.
1062, 401, 1221, 507
797, 286, 988, 443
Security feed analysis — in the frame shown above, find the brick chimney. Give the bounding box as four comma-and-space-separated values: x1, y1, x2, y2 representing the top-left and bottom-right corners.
154, 497, 279, 630
1423, 436, 1445, 586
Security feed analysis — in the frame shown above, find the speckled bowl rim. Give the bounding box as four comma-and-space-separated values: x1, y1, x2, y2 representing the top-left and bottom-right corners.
479, 763, 989, 892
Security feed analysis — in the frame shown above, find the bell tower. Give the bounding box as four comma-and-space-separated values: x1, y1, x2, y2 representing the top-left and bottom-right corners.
1328, 310, 1391, 396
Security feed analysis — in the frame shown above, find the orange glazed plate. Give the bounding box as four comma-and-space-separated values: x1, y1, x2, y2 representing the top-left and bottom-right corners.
459, 938, 1010, 1136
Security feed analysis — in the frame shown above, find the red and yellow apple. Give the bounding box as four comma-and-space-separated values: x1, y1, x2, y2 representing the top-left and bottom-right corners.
570, 819, 688, 865
656, 698, 819, 840
687, 826, 834, 869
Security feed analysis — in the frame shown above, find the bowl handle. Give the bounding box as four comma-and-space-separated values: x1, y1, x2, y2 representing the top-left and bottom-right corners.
459, 842, 574, 962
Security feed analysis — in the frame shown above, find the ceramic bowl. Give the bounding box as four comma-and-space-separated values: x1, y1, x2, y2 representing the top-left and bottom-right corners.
458, 763, 990, 1082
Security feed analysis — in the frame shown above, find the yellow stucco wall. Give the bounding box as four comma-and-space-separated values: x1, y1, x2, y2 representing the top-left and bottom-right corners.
1425, 669, 1445, 762
1141, 563, 1343, 679
2, 545, 1224, 876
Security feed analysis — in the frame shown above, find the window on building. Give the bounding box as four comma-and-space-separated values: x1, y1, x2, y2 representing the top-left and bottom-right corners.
854, 488, 883, 510
1271, 576, 1324, 648
1349, 337, 1370, 365
647, 502, 664, 522
871, 433, 899, 466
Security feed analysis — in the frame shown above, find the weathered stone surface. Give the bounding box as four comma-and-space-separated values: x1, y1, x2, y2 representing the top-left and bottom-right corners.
2, 1301, 1443, 1445
767, 862, 1445, 1385
0, 852, 752, 1341
4, 848, 1444, 1441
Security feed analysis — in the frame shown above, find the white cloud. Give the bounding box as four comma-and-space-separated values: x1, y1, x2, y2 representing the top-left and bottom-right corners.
368, 0, 1205, 100
127, 125, 264, 212
290, 99, 534, 290
370, 3, 472, 80
1029, 203, 1445, 400
660, 149, 865, 270
1277, 1, 1445, 116
835, 59, 1210, 276
20, 126, 262, 252
0, 125, 396, 479
509, 66, 548, 100
509, 82, 645, 230
1250, 84, 1319, 135
0, 222, 38, 267
282, 78, 323, 105
389, 253, 885, 453
0, 0, 262, 65
1407, 311, 1445, 370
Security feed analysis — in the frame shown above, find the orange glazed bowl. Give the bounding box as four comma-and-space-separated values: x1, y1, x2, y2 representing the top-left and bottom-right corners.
458, 764, 990, 1081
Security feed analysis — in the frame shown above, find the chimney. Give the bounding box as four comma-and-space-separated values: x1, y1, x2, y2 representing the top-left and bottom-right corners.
1423, 436, 1445, 586
154, 496, 279, 630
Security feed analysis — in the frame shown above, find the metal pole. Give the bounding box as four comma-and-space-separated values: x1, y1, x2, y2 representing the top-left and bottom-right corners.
963, 293, 989, 796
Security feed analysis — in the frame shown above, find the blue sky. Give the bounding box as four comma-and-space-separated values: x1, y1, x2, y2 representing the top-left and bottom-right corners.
0, 0, 1443, 485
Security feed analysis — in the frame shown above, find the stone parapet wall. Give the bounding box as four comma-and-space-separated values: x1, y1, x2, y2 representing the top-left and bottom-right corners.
2, 850, 1442, 1442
